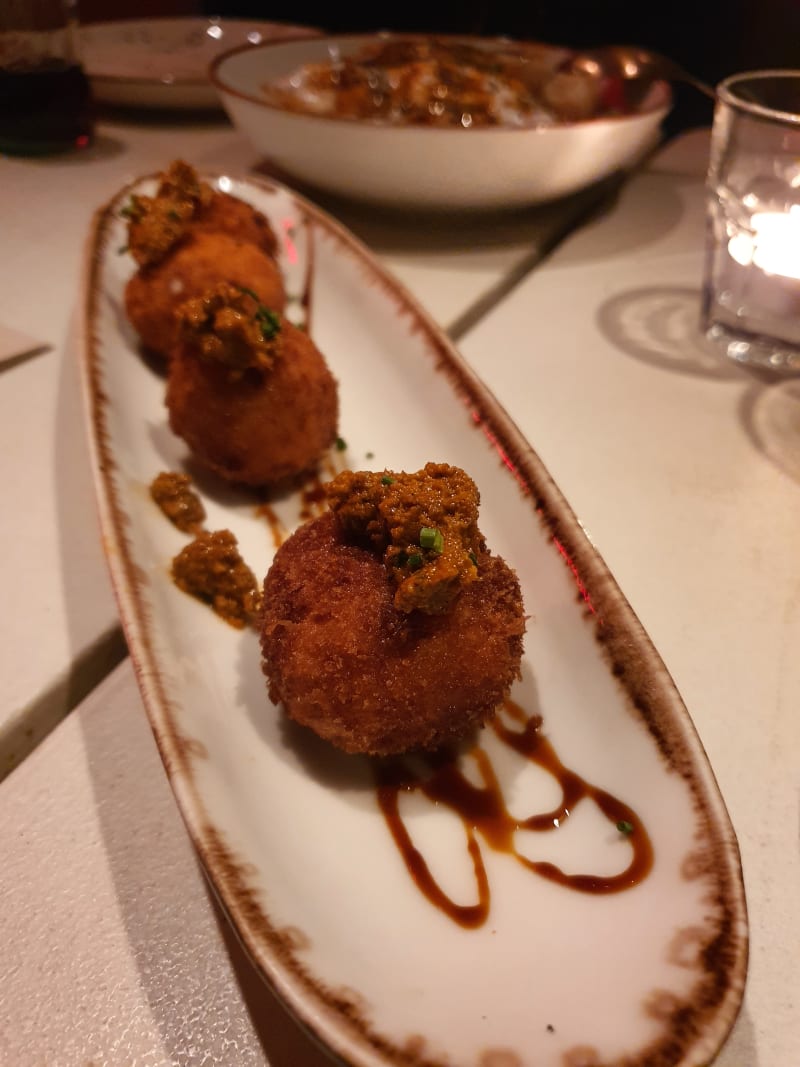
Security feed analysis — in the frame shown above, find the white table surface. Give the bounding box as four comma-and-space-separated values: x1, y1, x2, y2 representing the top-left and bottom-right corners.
0, 658, 314, 1067
1, 124, 796, 1065
0, 113, 602, 777
459, 127, 799, 1065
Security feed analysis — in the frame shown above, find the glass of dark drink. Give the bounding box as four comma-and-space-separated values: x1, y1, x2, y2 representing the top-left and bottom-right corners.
0, 0, 94, 156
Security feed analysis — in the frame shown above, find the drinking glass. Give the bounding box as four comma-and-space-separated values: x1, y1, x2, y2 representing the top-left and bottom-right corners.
0, 0, 93, 155
701, 70, 800, 371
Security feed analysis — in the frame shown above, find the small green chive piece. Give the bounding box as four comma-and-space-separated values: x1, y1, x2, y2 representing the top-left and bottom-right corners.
420, 527, 444, 554
420, 527, 436, 549
468, 551, 478, 566
407, 553, 423, 571
365, 451, 375, 459
117, 245, 129, 255
256, 307, 281, 340
232, 286, 282, 337
381, 475, 394, 486
616, 820, 634, 835
335, 437, 347, 452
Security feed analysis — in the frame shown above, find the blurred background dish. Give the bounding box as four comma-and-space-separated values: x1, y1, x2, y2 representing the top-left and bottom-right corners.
210, 32, 672, 210
80, 17, 320, 110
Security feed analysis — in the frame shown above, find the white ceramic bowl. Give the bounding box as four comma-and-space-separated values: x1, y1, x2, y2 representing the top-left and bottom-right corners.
210, 32, 672, 209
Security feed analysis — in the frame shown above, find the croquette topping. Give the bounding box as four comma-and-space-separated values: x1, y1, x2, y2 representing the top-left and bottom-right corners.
175, 282, 282, 373
326, 461, 482, 614
123, 159, 214, 267
172, 528, 262, 628
158, 159, 211, 205
150, 470, 206, 533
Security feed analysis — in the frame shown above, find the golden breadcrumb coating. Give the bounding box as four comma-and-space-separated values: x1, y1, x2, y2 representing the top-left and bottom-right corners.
166, 300, 338, 487
124, 231, 286, 362
260, 465, 526, 756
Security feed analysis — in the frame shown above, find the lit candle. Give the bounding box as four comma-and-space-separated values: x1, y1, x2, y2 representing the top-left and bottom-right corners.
728, 205, 800, 280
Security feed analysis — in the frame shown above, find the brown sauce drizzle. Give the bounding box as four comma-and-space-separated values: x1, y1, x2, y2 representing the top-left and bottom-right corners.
255, 500, 289, 550
299, 472, 330, 522
254, 449, 346, 541
151, 469, 653, 930
376, 698, 654, 928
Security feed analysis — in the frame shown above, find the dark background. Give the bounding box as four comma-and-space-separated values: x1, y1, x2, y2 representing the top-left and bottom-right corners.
79, 0, 800, 136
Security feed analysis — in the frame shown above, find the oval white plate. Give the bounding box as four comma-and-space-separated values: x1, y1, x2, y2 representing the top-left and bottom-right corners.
79, 171, 747, 1067
80, 17, 320, 110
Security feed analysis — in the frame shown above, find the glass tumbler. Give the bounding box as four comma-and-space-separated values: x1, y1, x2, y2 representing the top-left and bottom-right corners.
701, 70, 800, 371
0, 0, 93, 155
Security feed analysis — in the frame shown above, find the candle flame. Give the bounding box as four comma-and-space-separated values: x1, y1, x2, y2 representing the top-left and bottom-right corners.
728, 205, 800, 281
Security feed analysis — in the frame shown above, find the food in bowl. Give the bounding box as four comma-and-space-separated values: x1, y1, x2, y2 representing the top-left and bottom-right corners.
260, 462, 527, 756
263, 37, 613, 127
210, 33, 672, 209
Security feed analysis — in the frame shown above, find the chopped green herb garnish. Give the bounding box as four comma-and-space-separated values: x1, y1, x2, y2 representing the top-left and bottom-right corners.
233, 284, 282, 340
117, 244, 129, 255
335, 437, 347, 451
381, 475, 395, 486
468, 551, 478, 566
616, 820, 634, 835
419, 526, 444, 554
365, 451, 375, 459
167, 208, 181, 221
256, 306, 281, 340
119, 199, 140, 220
407, 553, 423, 571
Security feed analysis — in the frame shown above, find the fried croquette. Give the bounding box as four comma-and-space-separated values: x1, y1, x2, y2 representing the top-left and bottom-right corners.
260, 464, 527, 756
124, 231, 286, 362
194, 190, 278, 259
124, 159, 278, 267
165, 283, 338, 486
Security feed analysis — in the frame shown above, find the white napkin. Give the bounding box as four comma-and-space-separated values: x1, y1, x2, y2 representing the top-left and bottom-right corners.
0, 324, 50, 368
